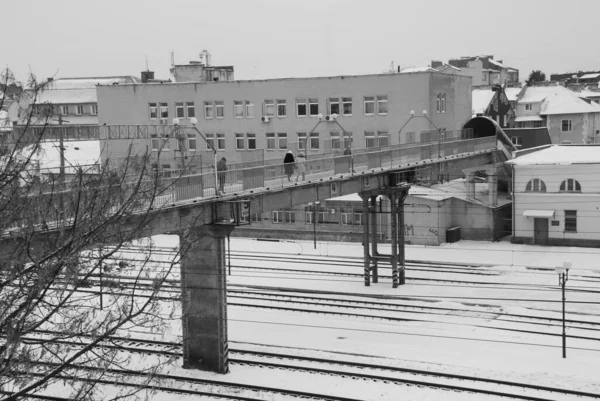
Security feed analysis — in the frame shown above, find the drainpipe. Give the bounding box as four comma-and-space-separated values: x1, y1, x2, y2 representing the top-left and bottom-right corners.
511, 164, 515, 240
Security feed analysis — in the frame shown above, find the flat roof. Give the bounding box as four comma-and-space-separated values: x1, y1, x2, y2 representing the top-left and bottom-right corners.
103, 70, 461, 88
508, 145, 600, 166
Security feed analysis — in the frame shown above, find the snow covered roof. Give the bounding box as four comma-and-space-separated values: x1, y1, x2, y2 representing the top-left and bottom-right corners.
540, 93, 600, 115
472, 89, 495, 114
431, 178, 511, 207
508, 145, 600, 166
519, 85, 577, 103
32, 140, 101, 172
399, 67, 437, 73
578, 90, 600, 99
579, 73, 600, 80
504, 87, 523, 102
408, 185, 453, 201
29, 76, 138, 105
514, 115, 544, 122
488, 59, 507, 69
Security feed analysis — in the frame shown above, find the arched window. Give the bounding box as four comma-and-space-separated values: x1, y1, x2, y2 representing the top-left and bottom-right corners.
560, 179, 581, 192
525, 178, 546, 192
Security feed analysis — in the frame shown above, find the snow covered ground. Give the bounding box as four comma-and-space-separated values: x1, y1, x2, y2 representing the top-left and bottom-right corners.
141, 236, 600, 400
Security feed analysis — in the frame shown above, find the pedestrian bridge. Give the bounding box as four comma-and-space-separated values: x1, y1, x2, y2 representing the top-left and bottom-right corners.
2, 125, 514, 376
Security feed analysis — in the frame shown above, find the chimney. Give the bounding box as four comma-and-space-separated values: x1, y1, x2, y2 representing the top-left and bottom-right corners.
431, 60, 442, 69
141, 70, 155, 83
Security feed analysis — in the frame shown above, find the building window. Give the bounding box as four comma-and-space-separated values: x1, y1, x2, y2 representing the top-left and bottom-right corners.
264, 99, 275, 117
247, 133, 256, 150
405, 131, 415, 144
205, 133, 215, 150
59, 105, 69, 115
364, 96, 375, 115
310, 132, 319, 149
215, 101, 224, 118
149, 103, 158, 119
188, 134, 197, 151
160, 103, 168, 119
273, 210, 284, 224
161, 164, 171, 179
564, 210, 577, 232
277, 99, 286, 117
284, 211, 295, 223
305, 211, 314, 224
217, 133, 225, 150
330, 132, 341, 150
525, 103, 532, 111
162, 135, 170, 150
176, 102, 184, 118
533, 121, 543, 128
377, 95, 388, 115
365, 131, 375, 148
266, 133, 276, 150
245, 101, 254, 118
318, 210, 327, 223
436, 94, 446, 113
341, 212, 353, 225
234, 101, 244, 118
151, 134, 160, 151
75, 105, 83, 115
204, 101, 213, 119
561, 120, 572, 132
342, 97, 352, 116
90, 104, 98, 115
511, 136, 522, 147
525, 178, 546, 192
278, 133, 287, 150
236, 133, 245, 150
377, 131, 389, 147
309, 98, 319, 117
482, 73, 487, 82
354, 212, 363, 226
329, 97, 340, 115
186, 102, 195, 118
298, 132, 307, 150
560, 179, 581, 192
297, 98, 307, 117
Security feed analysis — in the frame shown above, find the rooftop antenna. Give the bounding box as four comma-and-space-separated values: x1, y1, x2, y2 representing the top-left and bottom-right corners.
170, 50, 175, 67
145, 55, 149, 71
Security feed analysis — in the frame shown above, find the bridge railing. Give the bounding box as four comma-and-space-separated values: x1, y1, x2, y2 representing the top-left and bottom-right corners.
157, 136, 496, 201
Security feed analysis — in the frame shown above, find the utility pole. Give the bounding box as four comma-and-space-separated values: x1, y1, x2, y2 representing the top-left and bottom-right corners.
58, 114, 65, 222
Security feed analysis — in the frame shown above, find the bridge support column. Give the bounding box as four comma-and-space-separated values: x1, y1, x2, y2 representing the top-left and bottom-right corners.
179, 224, 234, 373
361, 184, 410, 288
488, 174, 498, 207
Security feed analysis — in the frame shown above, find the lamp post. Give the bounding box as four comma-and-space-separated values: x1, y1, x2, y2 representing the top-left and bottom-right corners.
173, 117, 219, 196
555, 261, 571, 358
308, 114, 353, 172
399, 110, 444, 158
308, 201, 320, 249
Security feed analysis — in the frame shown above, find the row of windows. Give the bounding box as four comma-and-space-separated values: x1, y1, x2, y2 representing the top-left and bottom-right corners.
148, 95, 395, 120
525, 178, 582, 192
34, 104, 98, 116
271, 210, 363, 225
150, 131, 391, 152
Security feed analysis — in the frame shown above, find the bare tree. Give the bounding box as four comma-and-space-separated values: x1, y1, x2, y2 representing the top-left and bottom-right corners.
0, 68, 196, 400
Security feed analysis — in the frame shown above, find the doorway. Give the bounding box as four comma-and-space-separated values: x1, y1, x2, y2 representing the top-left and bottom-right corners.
533, 218, 549, 245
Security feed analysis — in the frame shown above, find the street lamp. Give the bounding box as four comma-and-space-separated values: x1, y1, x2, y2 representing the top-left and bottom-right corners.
173, 117, 220, 196
308, 201, 320, 249
398, 110, 445, 158
555, 260, 571, 358
309, 115, 354, 172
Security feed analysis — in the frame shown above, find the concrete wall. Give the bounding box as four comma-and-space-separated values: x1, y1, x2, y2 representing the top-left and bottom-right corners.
449, 198, 496, 240
513, 164, 600, 246
96, 72, 472, 165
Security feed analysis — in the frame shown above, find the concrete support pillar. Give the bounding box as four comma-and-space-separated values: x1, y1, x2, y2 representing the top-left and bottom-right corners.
390, 193, 399, 288
488, 174, 498, 207
179, 224, 234, 373
397, 195, 407, 285
465, 173, 476, 199
362, 196, 370, 287
370, 196, 379, 283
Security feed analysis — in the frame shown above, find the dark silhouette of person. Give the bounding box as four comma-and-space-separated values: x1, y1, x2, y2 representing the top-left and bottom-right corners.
283, 150, 295, 181
217, 157, 227, 193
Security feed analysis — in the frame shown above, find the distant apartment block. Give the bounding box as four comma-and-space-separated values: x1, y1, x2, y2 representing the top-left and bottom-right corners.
432, 55, 519, 87
550, 71, 600, 88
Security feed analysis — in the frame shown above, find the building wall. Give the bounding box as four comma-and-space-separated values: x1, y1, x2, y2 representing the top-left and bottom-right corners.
513, 164, 600, 246
403, 195, 446, 246
545, 113, 587, 144
96, 72, 472, 166
449, 198, 496, 240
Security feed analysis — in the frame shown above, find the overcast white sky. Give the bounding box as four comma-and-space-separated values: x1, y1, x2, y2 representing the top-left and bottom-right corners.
4, 0, 600, 83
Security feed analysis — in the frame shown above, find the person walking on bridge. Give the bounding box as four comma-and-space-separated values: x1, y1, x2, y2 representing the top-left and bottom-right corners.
295, 152, 307, 182
283, 150, 295, 182
217, 157, 227, 194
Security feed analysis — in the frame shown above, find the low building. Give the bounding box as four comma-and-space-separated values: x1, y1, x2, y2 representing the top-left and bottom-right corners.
234, 176, 512, 246
435, 55, 519, 87
21, 76, 139, 126
514, 85, 600, 144
508, 145, 600, 247
503, 127, 552, 150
